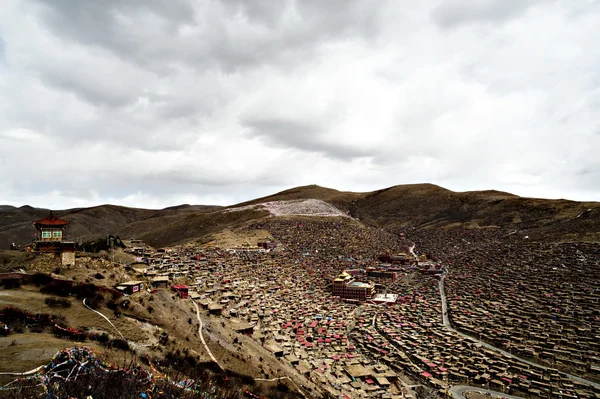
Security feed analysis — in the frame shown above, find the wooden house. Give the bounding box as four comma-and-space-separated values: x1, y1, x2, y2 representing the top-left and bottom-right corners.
116, 281, 145, 295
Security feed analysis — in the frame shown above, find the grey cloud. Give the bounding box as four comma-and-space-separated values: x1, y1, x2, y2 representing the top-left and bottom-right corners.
221, 0, 289, 28
25, 0, 382, 74
432, 0, 546, 29
3, 0, 600, 208
224, 0, 381, 36
149, 169, 288, 189
40, 67, 137, 108
242, 117, 373, 160
25, 0, 195, 72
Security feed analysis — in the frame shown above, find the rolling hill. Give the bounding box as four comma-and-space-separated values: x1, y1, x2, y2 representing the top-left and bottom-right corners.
247, 184, 599, 240
1, 183, 598, 249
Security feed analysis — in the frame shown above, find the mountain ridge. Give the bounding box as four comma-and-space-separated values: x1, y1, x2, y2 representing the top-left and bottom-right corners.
0, 183, 598, 248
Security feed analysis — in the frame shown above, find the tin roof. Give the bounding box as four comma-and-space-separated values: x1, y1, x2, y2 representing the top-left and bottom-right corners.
120, 281, 144, 286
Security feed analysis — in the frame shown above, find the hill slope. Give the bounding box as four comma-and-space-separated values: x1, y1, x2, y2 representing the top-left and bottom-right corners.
234, 184, 362, 211
232, 183, 600, 241
0, 205, 156, 247
1, 183, 598, 248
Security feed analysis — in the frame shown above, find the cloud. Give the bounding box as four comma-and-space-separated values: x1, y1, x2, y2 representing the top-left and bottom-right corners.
1, 0, 600, 209
431, 0, 547, 29
0, 35, 5, 63
24, 0, 382, 74
242, 116, 373, 160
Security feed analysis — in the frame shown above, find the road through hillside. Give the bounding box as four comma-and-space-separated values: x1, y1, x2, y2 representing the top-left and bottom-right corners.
438, 273, 600, 390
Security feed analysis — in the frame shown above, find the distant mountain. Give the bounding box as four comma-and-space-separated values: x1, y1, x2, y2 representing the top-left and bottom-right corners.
231, 183, 600, 241
0, 204, 156, 247
0, 205, 17, 211
0, 184, 598, 249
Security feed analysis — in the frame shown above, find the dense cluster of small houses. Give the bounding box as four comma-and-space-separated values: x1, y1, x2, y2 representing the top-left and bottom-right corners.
114, 219, 600, 399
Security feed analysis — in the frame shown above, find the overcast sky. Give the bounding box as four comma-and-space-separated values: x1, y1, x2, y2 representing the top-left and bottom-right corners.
1, 0, 599, 209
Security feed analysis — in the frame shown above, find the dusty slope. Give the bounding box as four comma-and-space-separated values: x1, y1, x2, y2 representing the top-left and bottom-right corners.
0, 204, 220, 248
116, 208, 270, 248
353, 184, 600, 241
233, 183, 600, 241
233, 184, 362, 211
0, 205, 157, 246
2, 183, 599, 248
227, 198, 350, 217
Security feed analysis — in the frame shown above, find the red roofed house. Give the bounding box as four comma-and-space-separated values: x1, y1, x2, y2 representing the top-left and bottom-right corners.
33, 212, 75, 267
171, 284, 189, 299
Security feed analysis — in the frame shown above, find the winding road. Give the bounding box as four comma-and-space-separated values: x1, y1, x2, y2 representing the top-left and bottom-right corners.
438, 272, 600, 390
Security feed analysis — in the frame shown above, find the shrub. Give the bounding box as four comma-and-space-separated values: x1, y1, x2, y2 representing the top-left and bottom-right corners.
95, 333, 110, 344
32, 273, 52, 286
29, 324, 46, 333
11, 321, 26, 333
276, 383, 290, 393
106, 299, 118, 310
85, 296, 103, 310
2, 278, 21, 289
44, 297, 72, 308
40, 280, 72, 297
110, 338, 129, 351
73, 283, 97, 299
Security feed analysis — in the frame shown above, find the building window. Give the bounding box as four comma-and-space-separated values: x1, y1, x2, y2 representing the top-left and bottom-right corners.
53, 230, 62, 239
42, 231, 51, 239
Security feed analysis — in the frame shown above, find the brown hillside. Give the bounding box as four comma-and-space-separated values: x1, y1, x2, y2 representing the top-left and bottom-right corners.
232, 183, 600, 241
0, 206, 54, 247
1, 183, 599, 249
0, 205, 156, 247
233, 184, 362, 211
116, 208, 270, 248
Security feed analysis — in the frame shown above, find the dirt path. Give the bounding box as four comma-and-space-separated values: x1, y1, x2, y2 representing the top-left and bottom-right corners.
83, 298, 125, 340
191, 300, 223, 370
409, 244, 417, 257
0, 365, 45, 376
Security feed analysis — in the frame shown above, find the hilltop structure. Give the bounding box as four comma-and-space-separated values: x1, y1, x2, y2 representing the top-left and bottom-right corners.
33, 212, 75, 267
332, 271, 375, 301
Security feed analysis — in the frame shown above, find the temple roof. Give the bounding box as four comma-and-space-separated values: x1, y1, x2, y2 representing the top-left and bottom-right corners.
34, 212, 69, 227
334, 271, 352, 282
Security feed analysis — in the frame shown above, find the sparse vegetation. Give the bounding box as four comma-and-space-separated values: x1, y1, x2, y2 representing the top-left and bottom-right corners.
44, 297, 71, 308
78, 235, 125, 253
1, 278, 21, 289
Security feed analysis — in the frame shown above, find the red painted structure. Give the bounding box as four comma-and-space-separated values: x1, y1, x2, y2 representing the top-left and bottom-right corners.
34, 212, 69, 243
171, 284, 189, 299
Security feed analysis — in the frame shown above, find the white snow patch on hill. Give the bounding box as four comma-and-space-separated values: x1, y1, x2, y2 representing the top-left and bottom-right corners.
226, 199, 349, 217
